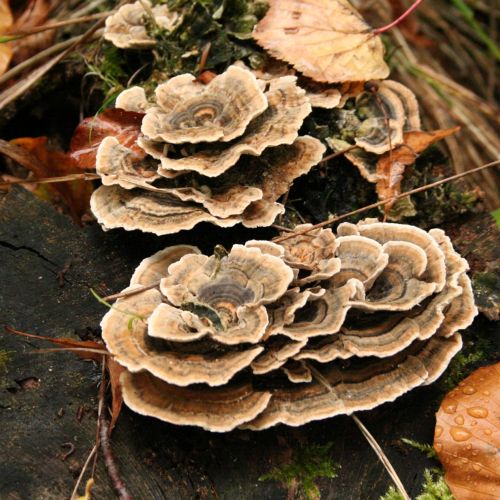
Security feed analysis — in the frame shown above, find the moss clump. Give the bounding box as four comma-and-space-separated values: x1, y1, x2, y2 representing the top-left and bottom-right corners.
401, 438, 436, 459
380, 469, 453, 500
259, 442, 340, 500
146, 0, 267, 76
438, 319, 495, 393
0, 350, 12, 371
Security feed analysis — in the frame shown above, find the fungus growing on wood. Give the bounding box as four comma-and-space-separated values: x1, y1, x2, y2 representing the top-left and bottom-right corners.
90, 65, 324, 234
327, 80, 421, 157
100, 221, 477, 431
104, 0, 180, 49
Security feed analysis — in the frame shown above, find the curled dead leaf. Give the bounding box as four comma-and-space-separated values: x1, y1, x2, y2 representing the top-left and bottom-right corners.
9, 0, 55, 66
69, 108, 145, 170
434, 362, 500, 500
2, 137, 93, 222
376, 127, 459, 212
253, 0, 389, 83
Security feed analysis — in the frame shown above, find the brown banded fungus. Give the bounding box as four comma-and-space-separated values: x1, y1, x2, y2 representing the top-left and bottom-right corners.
326, 80, 421, 180
101, 220, 477, 431
104, 0, 180, 49
90, 65, 325, 234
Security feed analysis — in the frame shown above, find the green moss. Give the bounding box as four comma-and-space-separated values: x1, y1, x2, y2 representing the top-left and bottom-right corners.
145, 0, 265, 77
380, 469, 453, 500
472, 271, 500, 318
0, 350, 12, 371
259, 443, 340, 500
491, 209, 500, 228
438, 325, 494, 393
400, 438, 436, 459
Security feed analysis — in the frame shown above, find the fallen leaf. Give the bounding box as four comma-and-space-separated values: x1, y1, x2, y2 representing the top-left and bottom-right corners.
106, 357, 125, 433
376, 127, 459, 210
0, 0, 13, 76
4, 325, 107, 361
6, 136, 93, 222
434, 363, 500, 500
10, 0, 55, 65
253, 0, 390, 83
69, 108, 145, 170
5, 325, 125, 431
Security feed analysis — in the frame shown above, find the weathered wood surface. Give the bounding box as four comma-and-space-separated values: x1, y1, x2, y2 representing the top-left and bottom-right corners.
0, 188, 497, 499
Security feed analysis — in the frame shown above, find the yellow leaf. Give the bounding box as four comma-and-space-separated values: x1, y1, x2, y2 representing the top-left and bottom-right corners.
253, 0, 389, 83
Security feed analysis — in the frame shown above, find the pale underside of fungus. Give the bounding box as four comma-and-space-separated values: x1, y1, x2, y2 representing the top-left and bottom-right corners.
90, 65, 325, 234
100, 220, 477, 432
104, 0, 180, 49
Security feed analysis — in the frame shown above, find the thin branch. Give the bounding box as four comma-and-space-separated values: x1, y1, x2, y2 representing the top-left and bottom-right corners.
98, 359, 132, 500
304, 362, 410, 499
102, 280, 161, 302
0, 32, 102, 87
0, 172, 100, 188
70, 445, 97, 500
319, 145, 358, 164
0, 1, 114, 110
4, 12, 109, 40
351, 414, 411, 500
273, 158, 500, 243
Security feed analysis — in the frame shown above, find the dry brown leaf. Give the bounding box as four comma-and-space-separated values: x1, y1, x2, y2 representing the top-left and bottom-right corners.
106, 357, 125, 433
7, 136, 93, 222
69, 108, 145, 170
0, 0, 13, 76
4, 325, 107, 361
10, 0, 55, 65
6, 325, 126, 431
375, 127, 459, 206
434, 363, 500, 500
253, 0, 389, 83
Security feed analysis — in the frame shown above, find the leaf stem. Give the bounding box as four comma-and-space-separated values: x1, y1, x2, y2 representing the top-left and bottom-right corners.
373, 0, 424, 34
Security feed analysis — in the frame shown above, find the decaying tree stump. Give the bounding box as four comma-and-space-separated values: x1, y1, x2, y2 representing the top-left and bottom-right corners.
0, 187, 497, 499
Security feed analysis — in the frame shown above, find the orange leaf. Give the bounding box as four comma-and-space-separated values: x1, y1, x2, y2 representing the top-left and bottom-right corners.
106, 357, 125, 433
434, 363, 500, 500
69, 108, 145, 170
0, 0, 13, 76
4, 325, 107, 361
6, 136, 93, 222
375, 127, 459, 205
253, 0, 389, 83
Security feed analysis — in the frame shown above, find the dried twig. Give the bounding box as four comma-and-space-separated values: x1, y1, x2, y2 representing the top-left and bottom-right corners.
102, 280, 161, 302
305, 362, 411, 500
0, 172, 100, 188
70, 445, 97, 500
351, 414, 411, 500
98, 360, 132, 500
273, 159, 500, 243
5, 12, 109, 40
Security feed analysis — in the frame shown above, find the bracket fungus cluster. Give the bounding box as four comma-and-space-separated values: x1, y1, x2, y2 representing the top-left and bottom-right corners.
90, 65, 325, 234
327, 80, 421, 181
101, 220, 477, 431
104, 0, 180, 49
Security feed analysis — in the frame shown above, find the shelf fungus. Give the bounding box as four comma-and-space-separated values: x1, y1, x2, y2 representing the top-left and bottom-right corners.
327, 80, 421, 162
104, 0, 180, 49
100, 220, 477, 431
90, 65, 325, 234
